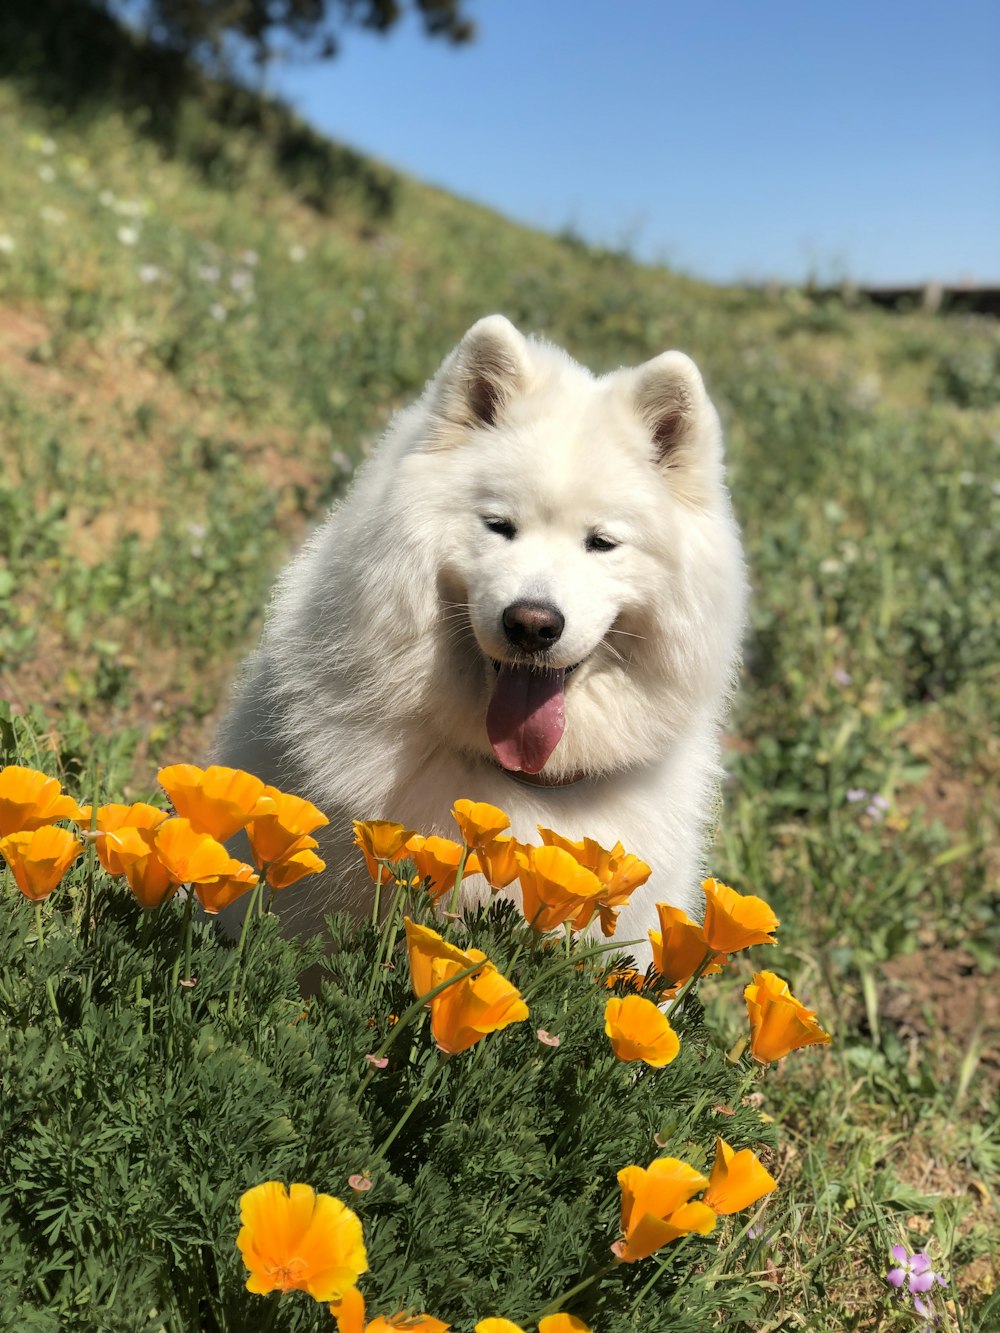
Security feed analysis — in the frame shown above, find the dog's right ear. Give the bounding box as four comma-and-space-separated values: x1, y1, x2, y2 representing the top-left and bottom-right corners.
431, 315, 529, 432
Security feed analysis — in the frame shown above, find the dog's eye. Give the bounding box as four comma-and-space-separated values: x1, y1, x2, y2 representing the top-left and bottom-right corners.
586, 533, 618, 553
483, 517, 517, 540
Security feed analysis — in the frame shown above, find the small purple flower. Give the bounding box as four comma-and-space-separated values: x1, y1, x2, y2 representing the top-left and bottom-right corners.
866, 793, 890, 820
832, 667, 853, 687
887, 1245, 948, 1302
846, 788, 869, 804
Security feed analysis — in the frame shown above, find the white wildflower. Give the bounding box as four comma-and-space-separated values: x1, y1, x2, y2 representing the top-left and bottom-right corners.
288, 243, 307, 263
117, 226, 139, 246
99, 189, 116, 208
0, 234, 15, 254
40, 206, 66, 225
38, 165, 56, 184
209, 303, 227, 322
240, 249, 259, 266
138, 264, 161, 284
197, 264, 220, 283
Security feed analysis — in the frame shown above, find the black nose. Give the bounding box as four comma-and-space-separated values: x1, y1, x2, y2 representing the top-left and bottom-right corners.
502, 601, 565, 653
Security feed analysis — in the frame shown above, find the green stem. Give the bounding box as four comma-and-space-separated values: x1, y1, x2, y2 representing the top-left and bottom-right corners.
371, 1053, 444, 1163
171, 891, 195, 991
227, 880, 263, 1018
446, 843, 470, 920
352, 958, 487, 1106
538, 1261, 618, 1317
631, 1237, 690, 1308
664, 947, 720, 1018
33, 902, 44, 949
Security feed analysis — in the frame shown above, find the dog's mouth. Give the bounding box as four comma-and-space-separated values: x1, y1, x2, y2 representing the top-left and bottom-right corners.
485, 657, 581, 775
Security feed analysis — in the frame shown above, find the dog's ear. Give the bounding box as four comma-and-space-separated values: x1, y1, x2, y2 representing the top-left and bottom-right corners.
631, 351, 722, 500
433, 315, 528, 431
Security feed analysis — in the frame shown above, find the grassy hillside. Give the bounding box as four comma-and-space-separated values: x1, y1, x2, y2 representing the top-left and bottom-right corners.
0, 32, 998, 1331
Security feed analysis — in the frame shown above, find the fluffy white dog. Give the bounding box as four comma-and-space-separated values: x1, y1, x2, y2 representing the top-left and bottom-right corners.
214, 315, 746, 964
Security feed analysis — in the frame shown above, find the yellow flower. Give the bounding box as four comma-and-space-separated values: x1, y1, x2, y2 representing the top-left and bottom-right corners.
157, 764, 265, 842
702, 1137, 777, 1214
237, 1181, 367, 1301
514, 844, 605, 933
451, 799, 511, 847
406, 835, 473, 902
744, 971, 831, 1063
194, 862, 259, 914
403, 919, 528, 1054
266, 845, 326, 890
153, 818, 247, 885
604, 995, 680, 1067
537, 828, 651, 934
246, 786, 329, 867
429, 956, 529, 1055
99, 825, 176, 909
475, 1323, 525, 1333
615, 1158, 717, 1261
404, 918, 477, 999
648, 903, 725, 985
0, 825, 83, 900
539, 1319, 592, 1333
472, 835, 521, 890
353, 820, 419, 882
81, 802, 170, 875
701, 878, 778, 953
0, 765, 83, 838
330, 1286, 449, 1332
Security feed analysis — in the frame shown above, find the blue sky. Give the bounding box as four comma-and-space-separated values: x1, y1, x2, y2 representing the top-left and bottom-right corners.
268, 0, 1000, 286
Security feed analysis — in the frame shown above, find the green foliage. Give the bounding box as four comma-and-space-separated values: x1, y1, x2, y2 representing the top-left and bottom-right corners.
0, 737, 775, 1331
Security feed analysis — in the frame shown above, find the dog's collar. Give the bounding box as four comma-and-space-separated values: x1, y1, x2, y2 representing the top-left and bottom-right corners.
495, 763, 591, 789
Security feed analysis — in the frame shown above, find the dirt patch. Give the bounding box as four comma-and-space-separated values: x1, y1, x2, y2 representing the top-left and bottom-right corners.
880, 947, 1000, 1098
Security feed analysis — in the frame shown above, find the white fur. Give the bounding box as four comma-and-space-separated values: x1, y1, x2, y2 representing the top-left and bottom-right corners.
214, 316, 747, 967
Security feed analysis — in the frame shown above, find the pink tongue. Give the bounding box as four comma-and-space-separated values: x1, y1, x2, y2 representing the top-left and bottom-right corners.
486, 664, 566, 774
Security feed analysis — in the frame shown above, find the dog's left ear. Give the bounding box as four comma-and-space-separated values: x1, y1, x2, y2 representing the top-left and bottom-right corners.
631, 351, 722, 499
432, 314, 529, 432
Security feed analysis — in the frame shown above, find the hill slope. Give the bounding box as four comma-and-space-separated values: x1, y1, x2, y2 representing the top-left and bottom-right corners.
0, 37, 998, 1326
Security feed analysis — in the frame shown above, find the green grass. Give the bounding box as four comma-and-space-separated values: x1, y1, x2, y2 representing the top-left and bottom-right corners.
0, 31, 998, 1331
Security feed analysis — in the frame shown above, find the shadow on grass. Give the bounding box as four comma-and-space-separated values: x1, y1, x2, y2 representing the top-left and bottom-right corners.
0, 0, 398, 219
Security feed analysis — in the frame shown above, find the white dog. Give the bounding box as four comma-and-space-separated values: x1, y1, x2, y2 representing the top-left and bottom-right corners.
214, 315, 747, 965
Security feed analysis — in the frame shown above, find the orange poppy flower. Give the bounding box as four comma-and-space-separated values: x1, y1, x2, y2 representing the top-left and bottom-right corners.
246, 786, 329, 867
701, 878, 779, 953
100, 825, 176, 909
648, 903, 725, 985
80, 803, 170, 876
615, 1158, 717, 1261
266, 844, 326, 891
157, 764, 265, 842
702, 1137, 777, 1214
539, 1319, 592, 1333
745, 971, 831, 1063
0, 825, 83, 900
428, 955, 529, 1054
472, 835, 521, 890
604, 995, 680, 1067
451, 799, 510, 848
514, 844, 605, 933
403, 919, 528, 1054
537, 828, 651, 934
153, 818, 246, 885
353, 820, 420, 882
0, 765, 83, 838
474, 1322, 524, 1333
237, 1181, 367, 1301
330, 1285, 449, 1332
404, 919, 476, 999
194, 862, 259, 914
406, 835, 473, 902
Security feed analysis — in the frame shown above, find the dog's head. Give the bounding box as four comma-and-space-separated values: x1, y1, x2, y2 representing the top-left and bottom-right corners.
407, 315, 747, 779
